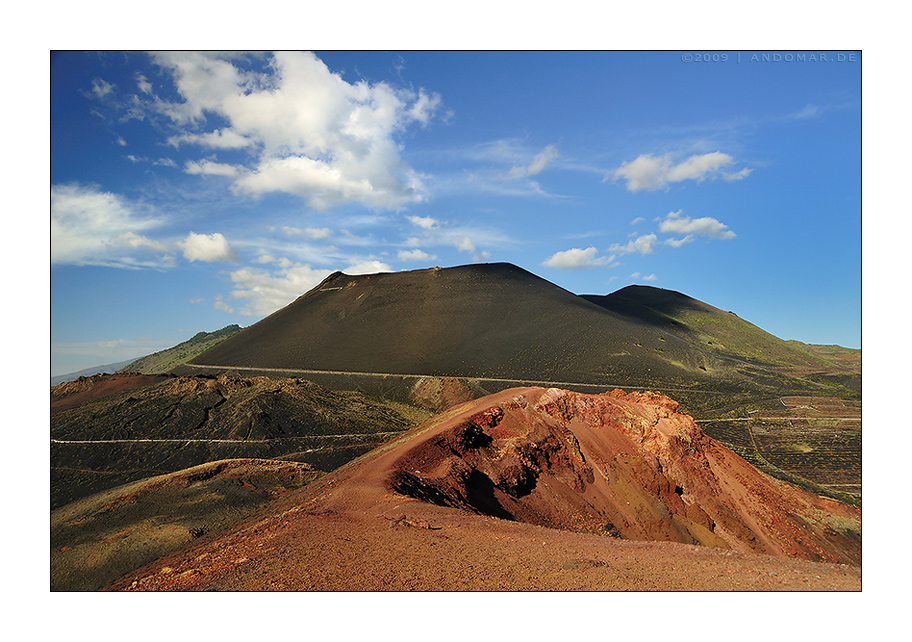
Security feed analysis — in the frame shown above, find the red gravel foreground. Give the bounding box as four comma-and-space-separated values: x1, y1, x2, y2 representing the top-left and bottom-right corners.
107, 494, 859, 591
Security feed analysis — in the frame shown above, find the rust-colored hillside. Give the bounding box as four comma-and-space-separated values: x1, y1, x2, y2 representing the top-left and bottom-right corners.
108, 386, 860, 591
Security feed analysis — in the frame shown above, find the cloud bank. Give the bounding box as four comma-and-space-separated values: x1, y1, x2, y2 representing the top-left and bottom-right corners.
51, 183, 172, 267
149, 51, 442, 211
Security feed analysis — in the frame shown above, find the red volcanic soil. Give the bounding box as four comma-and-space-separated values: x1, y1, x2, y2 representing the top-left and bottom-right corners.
51, 373, 170, 412
108, 387, 860, 591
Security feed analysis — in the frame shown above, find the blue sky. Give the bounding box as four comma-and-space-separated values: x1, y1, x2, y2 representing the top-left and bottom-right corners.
50, 51, 861, 376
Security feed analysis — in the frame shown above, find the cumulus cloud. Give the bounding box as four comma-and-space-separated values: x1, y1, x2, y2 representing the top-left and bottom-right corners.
227, 261, 334, 317
629, 272, 657, 282
178, 232, 239, 262
609, 233, 658, 255
455, 236, 475, 253
398, 248, 435, 262
658, 210, 736, 240
343, 259, 393, 274
611, 152, 750, 192
406, 215, 439, 230
51, 183, 171, 267
542, 247, 615, 269
149, 51, 442, 211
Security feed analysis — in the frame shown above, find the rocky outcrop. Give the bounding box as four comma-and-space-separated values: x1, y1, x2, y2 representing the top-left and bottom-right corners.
388, 387, 860, 565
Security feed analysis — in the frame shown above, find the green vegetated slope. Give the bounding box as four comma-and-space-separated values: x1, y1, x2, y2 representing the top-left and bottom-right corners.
584, 286, 824, 368
120, 325, 243, 374
51, 374, 431, 509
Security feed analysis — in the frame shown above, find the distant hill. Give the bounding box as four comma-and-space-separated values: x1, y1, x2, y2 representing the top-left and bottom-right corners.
51, 358, 140, 387
188, 264, 859, 411
119, 325, 242, 374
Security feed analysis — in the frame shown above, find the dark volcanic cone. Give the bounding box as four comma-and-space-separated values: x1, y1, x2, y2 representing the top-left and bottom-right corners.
189, 263, 718, 386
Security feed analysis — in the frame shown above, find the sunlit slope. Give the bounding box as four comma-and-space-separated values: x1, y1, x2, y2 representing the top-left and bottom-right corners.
120, 325, 242, 374
583, 286, 842, 372
191, 263, 718, 387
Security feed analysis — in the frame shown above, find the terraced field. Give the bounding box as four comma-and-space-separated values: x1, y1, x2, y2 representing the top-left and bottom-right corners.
698, 396, 861, 504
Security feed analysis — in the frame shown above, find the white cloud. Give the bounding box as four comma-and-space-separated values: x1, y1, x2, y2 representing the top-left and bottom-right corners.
658, 210, 736, 240
439, 138, 565, 199
609, 233, 658, 255
398, 248, 435, 262
664, 235, 695, 248
168, 128, 251, 150
665, 152, 733, 183
611, 152, 750, 192
136, 74, 153, 95
344, 259, 393, 274
508, 144, 559, 178
542, 247, 615, 269
630, 217, 645, 225
455, 236, 475, 253
282, 226, 332, 239
629, 272, 657, 282
407, 91, 443, 125
90, 78, 114, 99
114, 231, 170, 254
150, 51, 441, 210
225, 254, 392, 317
227, 262, 334, 317
406, 215, 440, 230
184, 159, 243, 177
178, 232, 239, 262
214, 296, 235, 313
794, 104, 820, 119
51, 183, 170, 267
402, 218, 511, 262
722, 168, 753, 182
